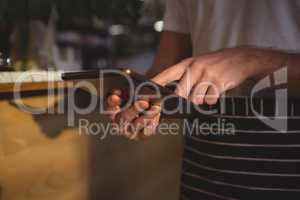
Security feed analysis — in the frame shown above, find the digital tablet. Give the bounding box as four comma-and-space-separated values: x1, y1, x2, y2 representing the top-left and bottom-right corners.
61, 68, 299, 119
62, 68, 205, 117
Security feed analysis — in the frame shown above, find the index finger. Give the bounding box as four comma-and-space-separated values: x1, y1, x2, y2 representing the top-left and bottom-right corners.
151, 58, 194, 86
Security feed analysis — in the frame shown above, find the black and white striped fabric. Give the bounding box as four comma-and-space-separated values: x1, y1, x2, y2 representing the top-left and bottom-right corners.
180, 97, 300, 200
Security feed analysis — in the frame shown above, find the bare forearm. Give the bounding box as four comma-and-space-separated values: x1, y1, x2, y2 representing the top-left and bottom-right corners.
286, 53, 300, 96
261, 50, 300, 94
287, 53, 300, 78
233, 47, 300, 95
240, 47, 300, 96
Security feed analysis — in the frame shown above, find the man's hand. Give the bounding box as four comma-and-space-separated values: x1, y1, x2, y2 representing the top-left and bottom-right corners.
152, 46, 287, 105
106, 31, 191, 140
106, 89, 161, 140
107, 46, 287, 140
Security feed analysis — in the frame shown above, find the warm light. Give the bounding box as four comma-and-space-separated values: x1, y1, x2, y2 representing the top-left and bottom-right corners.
124, 69, 131, 74
109, 24, 126, 35
154, 21, 164, 32
6, 58, 11, 65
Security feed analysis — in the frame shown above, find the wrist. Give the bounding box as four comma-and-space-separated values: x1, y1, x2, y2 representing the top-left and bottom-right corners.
247, 48, 289, 79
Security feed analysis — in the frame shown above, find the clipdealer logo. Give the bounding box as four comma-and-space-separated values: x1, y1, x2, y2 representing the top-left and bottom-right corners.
250, 67, 288, 133
10, 67, 290, 138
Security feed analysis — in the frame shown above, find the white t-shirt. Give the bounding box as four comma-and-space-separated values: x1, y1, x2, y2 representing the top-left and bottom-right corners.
163, 0, 300, 56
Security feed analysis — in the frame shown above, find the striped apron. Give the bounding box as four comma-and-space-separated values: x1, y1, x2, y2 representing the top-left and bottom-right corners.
180, 97, 300, 200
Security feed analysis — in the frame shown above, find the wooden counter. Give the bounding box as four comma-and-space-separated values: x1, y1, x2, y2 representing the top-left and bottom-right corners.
0, 79, 183, 200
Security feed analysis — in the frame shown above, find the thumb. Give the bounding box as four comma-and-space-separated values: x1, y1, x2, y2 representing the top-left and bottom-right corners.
151, 58, 194, 86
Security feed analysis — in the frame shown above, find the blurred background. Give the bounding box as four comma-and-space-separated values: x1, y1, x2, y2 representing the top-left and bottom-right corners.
0, 0, 165, 74
0, 1, 184, 200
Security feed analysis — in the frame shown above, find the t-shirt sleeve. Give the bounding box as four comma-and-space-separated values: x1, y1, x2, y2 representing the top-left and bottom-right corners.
163, 0, 189, 34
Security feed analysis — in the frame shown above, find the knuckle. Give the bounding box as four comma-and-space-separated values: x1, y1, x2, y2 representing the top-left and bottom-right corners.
189, 61, 200, 71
